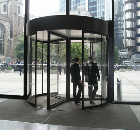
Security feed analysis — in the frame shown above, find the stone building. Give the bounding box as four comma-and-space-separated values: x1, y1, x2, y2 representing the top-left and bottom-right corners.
0, 0, 24, 63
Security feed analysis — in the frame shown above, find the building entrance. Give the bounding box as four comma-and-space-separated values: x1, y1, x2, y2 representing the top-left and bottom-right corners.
26, 15, 110, 109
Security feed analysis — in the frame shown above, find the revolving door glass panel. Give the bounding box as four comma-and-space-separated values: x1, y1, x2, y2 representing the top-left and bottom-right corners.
83, 32, 108, 108
49, 33, 67, 107
27, 35, 36, 106
35, 31, 48, 108
50, 41, 66, 104
27, 30, 67, 108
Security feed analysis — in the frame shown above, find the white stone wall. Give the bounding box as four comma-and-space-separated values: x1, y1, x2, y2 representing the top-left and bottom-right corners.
0, 0, 24, 62
0, 20, 10, 62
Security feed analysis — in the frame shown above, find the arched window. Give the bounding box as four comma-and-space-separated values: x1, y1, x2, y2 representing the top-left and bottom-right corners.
0, 24, 5, 54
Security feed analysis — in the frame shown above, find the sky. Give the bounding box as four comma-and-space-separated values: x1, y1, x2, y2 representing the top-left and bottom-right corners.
29, 0, 60, 17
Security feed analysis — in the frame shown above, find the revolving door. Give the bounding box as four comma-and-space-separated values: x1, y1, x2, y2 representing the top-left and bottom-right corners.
26, 15, 110, 109
82, 32, 108, 109
27, 31, 67, 108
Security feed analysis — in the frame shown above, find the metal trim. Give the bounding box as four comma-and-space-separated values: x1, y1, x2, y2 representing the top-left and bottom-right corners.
47, 31, 50, 109
26, 15, 109, 36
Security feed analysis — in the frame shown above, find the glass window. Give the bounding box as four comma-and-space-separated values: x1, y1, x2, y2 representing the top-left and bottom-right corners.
70, 0, 89, 16
18, 18, 20, 26
137, 19, 140, 25
0, 0, 25, 96
126, 21, 135, 28
137, 2, 140, 7
137, 11, 140, 16
0, 24, 4, 55
125, 12, 135, 19
114, 0, 140, 102
3, 4, 7, 12
125, 3, 134, 10
18, 6, 20, 14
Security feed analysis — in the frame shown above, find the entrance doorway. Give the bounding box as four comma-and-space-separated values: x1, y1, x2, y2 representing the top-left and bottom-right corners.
26, 15, 110, 109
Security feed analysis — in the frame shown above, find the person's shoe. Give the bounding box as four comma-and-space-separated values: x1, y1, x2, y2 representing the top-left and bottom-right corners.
75, 101, 81, 104
90, 100, 95, 104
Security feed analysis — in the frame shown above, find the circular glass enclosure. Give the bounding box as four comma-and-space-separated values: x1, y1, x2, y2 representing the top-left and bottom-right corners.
26, 15, 109, 109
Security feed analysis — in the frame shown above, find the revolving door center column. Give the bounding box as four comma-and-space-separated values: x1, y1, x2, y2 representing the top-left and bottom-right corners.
47, 31, 50, 109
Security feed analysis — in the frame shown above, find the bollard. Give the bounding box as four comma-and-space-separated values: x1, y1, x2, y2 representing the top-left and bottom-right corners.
117, 78, 122, 100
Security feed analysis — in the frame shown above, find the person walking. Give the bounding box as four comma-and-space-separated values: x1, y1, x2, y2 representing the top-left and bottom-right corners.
70, 58, 82, 104
87, 57, 100, 104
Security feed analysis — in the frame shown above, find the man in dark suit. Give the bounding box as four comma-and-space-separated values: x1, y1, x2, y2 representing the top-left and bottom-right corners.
70, 58, 82, 104
88, 57, 100, 104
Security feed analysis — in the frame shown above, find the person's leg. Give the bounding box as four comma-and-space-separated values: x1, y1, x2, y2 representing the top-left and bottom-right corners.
91, 80, 98, 100
76, 82, 82, 102
73, 82, 77, 102
88, 81, 93, 101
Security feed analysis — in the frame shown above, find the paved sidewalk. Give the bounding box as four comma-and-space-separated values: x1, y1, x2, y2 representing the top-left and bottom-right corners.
114, 70, 140, 101
0, 70, 140, 102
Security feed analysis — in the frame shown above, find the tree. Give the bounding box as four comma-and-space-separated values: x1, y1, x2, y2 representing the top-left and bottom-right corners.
114, 46, 120, 64
32, 42, 44, 61
95, 44, 101, 64
14, 34, 24, 60
14, 37, 90, 64
71, 43, 89, 63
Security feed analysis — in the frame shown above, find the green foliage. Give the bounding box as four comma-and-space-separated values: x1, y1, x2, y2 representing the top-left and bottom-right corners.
71, 43, 89, 63
59, 43, 66, 62
124, 64, 127, 69
14, 34, 24, 60
50, 43, 66, 63
50, 44, 59, 62
31, 42, 48, 61
51, 67, 57, 70
14, 35, 90, 64
95, 44, 101, 64
6, 67, 13, 70
114, 46, 120, 64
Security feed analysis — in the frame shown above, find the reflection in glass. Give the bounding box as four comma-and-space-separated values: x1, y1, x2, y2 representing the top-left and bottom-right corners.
83, 33, 107, 107
27, 36, 36, 104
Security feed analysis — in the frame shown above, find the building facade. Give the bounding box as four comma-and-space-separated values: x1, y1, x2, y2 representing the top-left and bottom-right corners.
114, 0, 124, 50
70, 0, 86, 11
88, 0, 112, 20
0, 0, 24, 63
123, 0, 140, 59
59, 0, 112, 20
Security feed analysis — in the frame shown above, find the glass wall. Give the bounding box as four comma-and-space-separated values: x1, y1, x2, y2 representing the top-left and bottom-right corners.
29, 0, 66, 20
68, 0, 112, 20
114, 0, 140, 102
0, 0, 25, 96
